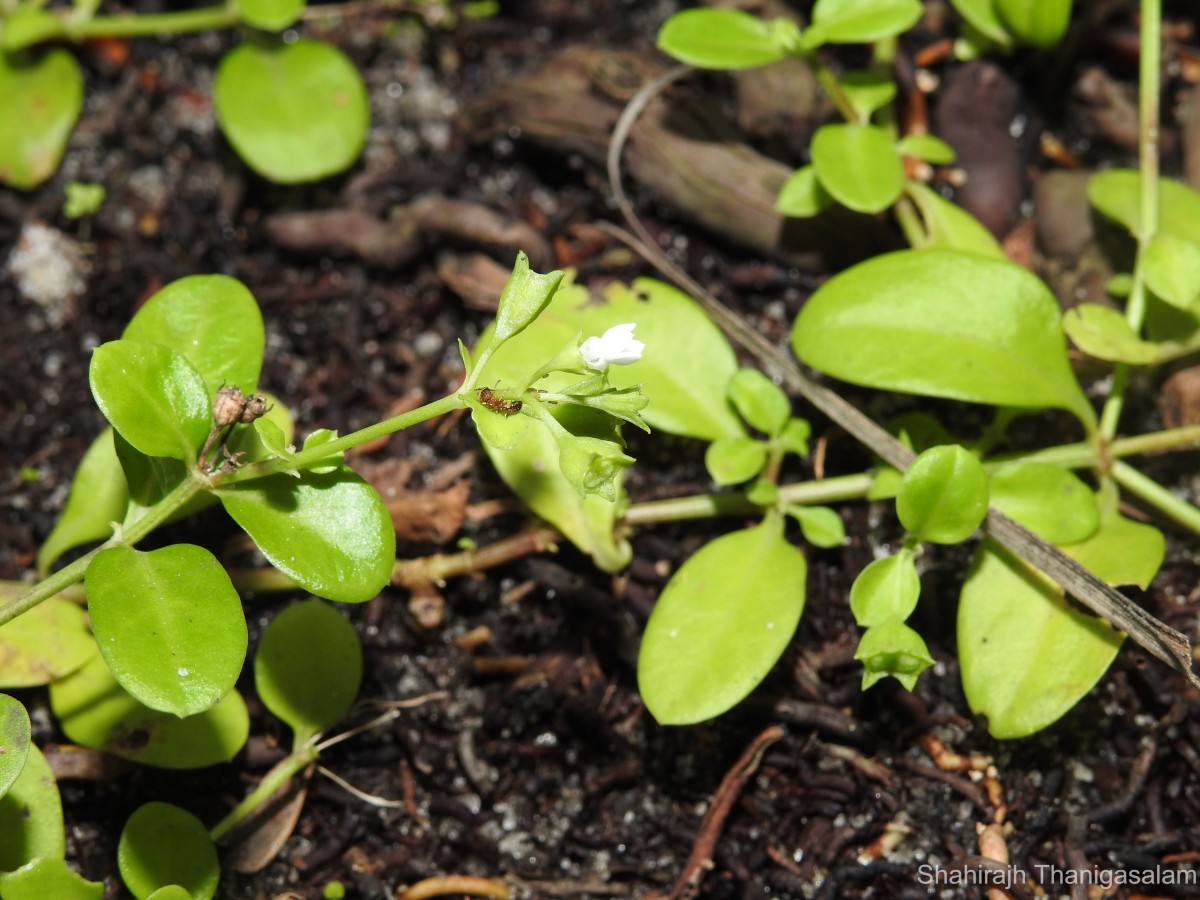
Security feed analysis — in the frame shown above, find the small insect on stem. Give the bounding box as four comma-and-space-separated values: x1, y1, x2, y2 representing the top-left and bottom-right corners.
478, 387, 523, 416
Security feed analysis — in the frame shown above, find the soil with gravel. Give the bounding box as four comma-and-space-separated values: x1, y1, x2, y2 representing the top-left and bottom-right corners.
2, 1, 1199, 898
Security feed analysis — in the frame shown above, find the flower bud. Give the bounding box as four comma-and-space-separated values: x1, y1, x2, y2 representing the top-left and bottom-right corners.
580, 323, 644, 371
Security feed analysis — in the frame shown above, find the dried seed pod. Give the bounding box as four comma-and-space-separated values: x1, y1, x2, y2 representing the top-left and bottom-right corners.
239, 394, 268, 423
212, 385, 250, 428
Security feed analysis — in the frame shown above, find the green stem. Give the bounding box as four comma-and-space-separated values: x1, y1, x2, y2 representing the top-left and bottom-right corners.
801, 51, 859, 123
212, 392, 466, 486
209, 745, 317, 842
0, 474, 206, 628
1098, 0, 1160, 442
60, 4, 240, 40
892, 195, 926, 248
1111, 460, 1200, 534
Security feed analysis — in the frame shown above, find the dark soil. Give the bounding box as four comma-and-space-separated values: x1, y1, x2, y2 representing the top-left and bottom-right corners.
2, 1, 1200, 898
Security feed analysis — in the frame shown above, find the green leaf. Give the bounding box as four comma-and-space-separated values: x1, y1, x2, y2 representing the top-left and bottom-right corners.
89, 340, 211, 464
86, 544, 247, 717
792, 249, 1095, 427
849, 550, 920, 626
836, 70, 897, 121
0, 857, 103, 900
896, 134, 956, 164
995, 0, 1071, 48
810, 124, 904, 214
959, 540, 1123, 738
903, 182, 1004, 259
0, 9, 61, 52
214, 39, 369, 184
727, 368, 790, 437
63, 180, 105, 219
123, 275, 265, 396
50, 655, 248, 769
1062, 303, 1160, 365
554, 432, 635, 502
147, 887, 194, 900
218, 469, 395, 603
639, 516, 806, 724
896, 445, 988, 544
0, 50, 83, 190
775, 165, 833, 218
803, 0, 923, 47
0, 743, 63, 872
0, 594, 94, 689
255, 599, 362, 747
947, 0, 1011, 45
490, 251, 567, 348
778, 418, 811, 457
0, 695, 30, 800
1143, 233, 1200, 311
1088, 171, 1200, 245
657, 8, 791, 69
1064, 509, 1163, 590
37, 429, 127, 577
988, 463, 1098, 544
705, 436, 768, 486
118, 803, 219, 900
227, 396, 295, 466
855, 620, 934, 690
787, 505, 845, 548
235, 0, 306, 30
464, 394, 530, 451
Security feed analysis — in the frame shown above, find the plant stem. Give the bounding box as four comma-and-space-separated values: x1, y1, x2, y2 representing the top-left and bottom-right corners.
60, 4, 240, 40
1111, 460, 1200, 534
0, 474, 206, 628
209, 746, 317, 843
1098, 0, 1161, 441
623, 473, 874, 525
212, 392, 465, 486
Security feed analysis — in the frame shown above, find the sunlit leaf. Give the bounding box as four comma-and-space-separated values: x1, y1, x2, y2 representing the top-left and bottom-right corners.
988, 463, 1098, 545
657, 8, 792, 69
849, 550, 919, 626
1062, 303, 1160, 365
705, 436, 768, 486
803, 0, 923, 47
810, 124, 904, 213
903, 182, 1004, 259
792, 250, 1095, 428
86, 544, 247, 717
0, 694, 30, 800
218, 468, 395, 603
896, 445, 988, 544
727, 368, 790, 437
639, 516, 806, 724
959, 540, 1122, 738
0, 857, 103, 900
0, 594, 96, 689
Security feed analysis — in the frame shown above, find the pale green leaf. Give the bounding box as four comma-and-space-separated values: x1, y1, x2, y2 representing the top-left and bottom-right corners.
849, 550, 919, 626
0, 743, 63, 872
639, 517, 806, 724
214, 39, 369, 183
705, 436, 768, 486
988, 463, 1099, 545
86, 544, 247, 717
959, 540, 1122, 738
50, 655, 248, 769
657, 8, 791, 69
1062, 304, 1159, 364
1143, 233, 1200, 311
0, 694, 30, 800
0, 50, 83, 190
896, 445, 988, 544
855, 620, 934, 690
792, 249, 1095, 428
903, 182, 1004, 259
776, 165, 833, 218
118, 803, 218, 900
810, 124, 904, 213
0, 857, 103, 900
804, 0, 923, 47
0, 595, 95, 689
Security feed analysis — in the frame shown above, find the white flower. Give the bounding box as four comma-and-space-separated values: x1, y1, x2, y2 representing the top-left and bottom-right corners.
579, 323, 644, 371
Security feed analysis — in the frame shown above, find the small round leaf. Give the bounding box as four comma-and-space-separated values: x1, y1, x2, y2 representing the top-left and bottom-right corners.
727, 368, 790, 436
895, 134, 956, 164
0, 594, 96, 688
903, 182, 1004, 258
0, 694, 31, 799
896, 445, 988, 544
810, 124, 904, 214
788, 505, 845, 548
0, 49, 83, 190
118, 802, 218, 900
214, 39, 369, 183
657, 8, 791, 69
1062, 303, 1159, 365
776, 165, 832, 218
235, 0, 305, 31
805, 0, 923, 46
705, 436, 768, 486
849, 550, 920, 626
255, 599, 362, 746
89, 341, 211, 464
995, 0, 1071, 48
86, 544, 248, 717
1143, 233, 1200, 311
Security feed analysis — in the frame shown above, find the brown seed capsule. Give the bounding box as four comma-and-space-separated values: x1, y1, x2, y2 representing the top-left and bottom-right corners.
239, 394, 268, 423
212, 385, 249, 428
